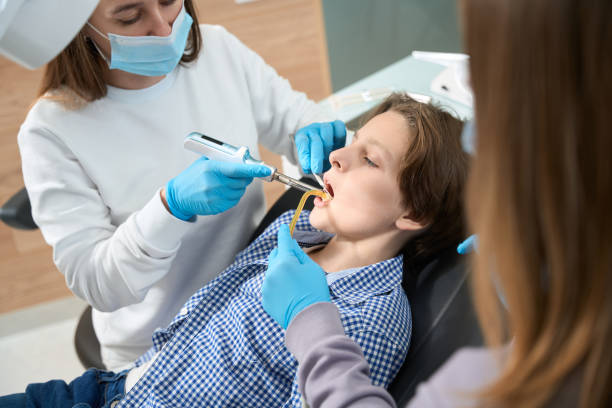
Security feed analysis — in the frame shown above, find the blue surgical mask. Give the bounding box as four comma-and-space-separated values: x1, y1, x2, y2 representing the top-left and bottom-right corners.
87, 4, 193, 77
461, 118, 476, 155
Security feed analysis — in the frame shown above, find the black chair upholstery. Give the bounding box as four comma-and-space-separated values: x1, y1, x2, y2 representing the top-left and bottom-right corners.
74, 306, 106, 369
387, 252, 483, 405
0, 187, 37, 230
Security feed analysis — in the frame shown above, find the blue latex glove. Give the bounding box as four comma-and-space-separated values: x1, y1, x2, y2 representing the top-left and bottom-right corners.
262, 224, 331, 329
165, 156, 271, 220
295, 120, 347, 174
457, 234, 478, 254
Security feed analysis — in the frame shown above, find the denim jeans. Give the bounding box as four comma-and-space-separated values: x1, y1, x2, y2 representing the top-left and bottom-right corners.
0, 368, 128, 408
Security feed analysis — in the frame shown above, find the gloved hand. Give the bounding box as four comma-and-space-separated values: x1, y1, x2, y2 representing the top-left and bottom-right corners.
262, 224, 331, 329
165, 156, 271, 220
457, 234, 478, 254
295, 120, 347, 174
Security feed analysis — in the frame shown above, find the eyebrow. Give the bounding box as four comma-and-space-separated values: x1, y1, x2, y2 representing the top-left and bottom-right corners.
353, 130, 393, 160
112, 1, 144, 14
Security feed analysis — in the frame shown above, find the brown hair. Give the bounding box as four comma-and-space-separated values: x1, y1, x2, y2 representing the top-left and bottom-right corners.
463, 0, 612, 406
38, 0, 202, 106
364, 93, 469, 290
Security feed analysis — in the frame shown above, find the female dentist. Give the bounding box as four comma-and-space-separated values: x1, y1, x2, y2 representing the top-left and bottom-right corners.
18, 0, 345, 369
262, 0, 612, 406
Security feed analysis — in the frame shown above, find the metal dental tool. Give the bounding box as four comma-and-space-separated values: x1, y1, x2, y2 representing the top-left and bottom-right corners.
184, 132, 320, 193
312, 173, 330, 196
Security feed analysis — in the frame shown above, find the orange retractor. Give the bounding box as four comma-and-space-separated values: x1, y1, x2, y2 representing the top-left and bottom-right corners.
289, 190, 330, 236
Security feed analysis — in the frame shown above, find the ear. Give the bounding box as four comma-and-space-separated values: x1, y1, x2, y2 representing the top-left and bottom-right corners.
395, 210, 426, 231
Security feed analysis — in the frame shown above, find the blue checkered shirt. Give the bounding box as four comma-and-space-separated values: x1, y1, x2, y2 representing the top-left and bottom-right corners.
119, 210, 411, 407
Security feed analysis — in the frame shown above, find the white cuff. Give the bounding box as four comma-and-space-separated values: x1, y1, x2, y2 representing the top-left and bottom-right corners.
134, 189, 196, 253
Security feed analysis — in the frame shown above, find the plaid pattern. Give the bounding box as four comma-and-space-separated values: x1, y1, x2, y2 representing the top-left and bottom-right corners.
119, 210, 411, 407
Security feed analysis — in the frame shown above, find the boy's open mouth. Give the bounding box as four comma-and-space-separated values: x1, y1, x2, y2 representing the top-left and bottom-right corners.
314, 179, 334, 208
324, 182, 334, 198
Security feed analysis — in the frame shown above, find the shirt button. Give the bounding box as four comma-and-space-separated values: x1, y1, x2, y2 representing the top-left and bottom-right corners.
179, 307, 188, 316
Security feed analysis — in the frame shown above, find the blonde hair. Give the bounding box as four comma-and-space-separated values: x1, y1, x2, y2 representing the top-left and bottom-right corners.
38, 0, 202, 107
463, 0, 612, 406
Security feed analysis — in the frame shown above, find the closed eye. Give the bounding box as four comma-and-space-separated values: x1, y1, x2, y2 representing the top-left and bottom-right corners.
116, 0, 177, 25
118, 14, 141, 25
364, 156, 378, 168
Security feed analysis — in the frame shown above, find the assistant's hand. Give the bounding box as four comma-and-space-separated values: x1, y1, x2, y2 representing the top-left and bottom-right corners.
295, 120, 346, 174
164, 157, 271, 220
262, 224, 331, 329
457, 234, 478, 254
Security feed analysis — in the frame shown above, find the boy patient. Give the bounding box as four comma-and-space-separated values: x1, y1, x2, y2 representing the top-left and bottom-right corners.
3, 93, 468, 407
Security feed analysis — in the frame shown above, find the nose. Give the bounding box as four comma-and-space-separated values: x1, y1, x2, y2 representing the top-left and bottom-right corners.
329, 147, 347, 171
149, 8, 173, 36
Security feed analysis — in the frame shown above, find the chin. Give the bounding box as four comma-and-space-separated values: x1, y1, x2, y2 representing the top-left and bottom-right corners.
308, 208, 328, 232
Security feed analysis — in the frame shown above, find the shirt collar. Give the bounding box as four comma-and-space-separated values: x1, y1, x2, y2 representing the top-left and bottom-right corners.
327, 255, 404, 305
292, 229, 404, 305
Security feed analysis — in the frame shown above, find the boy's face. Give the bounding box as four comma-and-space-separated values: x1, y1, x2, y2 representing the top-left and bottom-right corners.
309, 111, 414, 240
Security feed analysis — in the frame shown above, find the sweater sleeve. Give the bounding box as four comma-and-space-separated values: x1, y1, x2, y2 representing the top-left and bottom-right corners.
285, 302, 397, 408
219, 27, 335, 164
18, 124, 196, 312
406, 347, 503, 408
286, 303, 502, 408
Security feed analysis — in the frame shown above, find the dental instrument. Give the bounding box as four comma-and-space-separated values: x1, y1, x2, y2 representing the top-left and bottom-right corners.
184, 132, 321, 193
312, 173, 330, 196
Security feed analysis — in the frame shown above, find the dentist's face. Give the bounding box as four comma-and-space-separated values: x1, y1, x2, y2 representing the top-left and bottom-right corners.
86, 0, 183, 55
309, 111, 412, 240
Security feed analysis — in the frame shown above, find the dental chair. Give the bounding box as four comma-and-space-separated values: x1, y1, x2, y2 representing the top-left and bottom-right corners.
0, 187, 37, 230
387, 251, 483, 404
2, 183, 483, 404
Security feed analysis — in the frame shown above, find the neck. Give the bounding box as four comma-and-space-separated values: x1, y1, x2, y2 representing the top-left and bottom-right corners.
309, 230, 410, 273
105, 69, 166, 90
